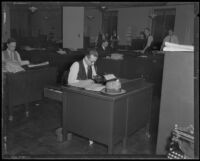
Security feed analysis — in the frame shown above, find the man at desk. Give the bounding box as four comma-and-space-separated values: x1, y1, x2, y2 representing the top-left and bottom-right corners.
2, 38, 30, 73
68, 49, 98, 84
67, 49, 99, 146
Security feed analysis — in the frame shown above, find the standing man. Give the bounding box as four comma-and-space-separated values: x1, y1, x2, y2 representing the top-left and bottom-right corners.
110, 30, 119, 51
140, 28, 154, 54
68, 49, 98, 84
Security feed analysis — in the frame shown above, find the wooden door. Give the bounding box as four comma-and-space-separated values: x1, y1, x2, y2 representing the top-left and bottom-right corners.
151, 8, 176, 50
102, 10, 118, 37
63, 7, 84, 49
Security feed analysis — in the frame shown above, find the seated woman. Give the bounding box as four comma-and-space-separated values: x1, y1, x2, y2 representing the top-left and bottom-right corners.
2, 38, 30, 73
140, 28, 154, 54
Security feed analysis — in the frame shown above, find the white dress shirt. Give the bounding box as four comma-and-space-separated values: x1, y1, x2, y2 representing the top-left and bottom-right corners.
2, 49, 30, 66
2, 49, 22, 63
68, 59, 97, 84
163, 35, 179, 44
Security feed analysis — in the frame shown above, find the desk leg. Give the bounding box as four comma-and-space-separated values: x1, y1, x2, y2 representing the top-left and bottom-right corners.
62, 94, 72, 142
108, 144, 113, 154
8, 105, 13, 122
145, 123, 151, 139
25, 104, 29, 117
121, 137, 128, 154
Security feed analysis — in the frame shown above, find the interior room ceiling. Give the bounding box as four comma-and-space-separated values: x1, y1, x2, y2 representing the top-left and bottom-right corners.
9, 2, 169, 9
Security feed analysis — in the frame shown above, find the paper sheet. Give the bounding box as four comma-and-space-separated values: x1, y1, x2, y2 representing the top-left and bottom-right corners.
84, 83, 105, 91
28, 61, 49, 68
69, 80, 105, 92
104, 74, 116, 81
164, 42, 194, 51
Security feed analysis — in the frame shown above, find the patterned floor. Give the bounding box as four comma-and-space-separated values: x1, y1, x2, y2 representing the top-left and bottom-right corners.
2, 97, 166, 159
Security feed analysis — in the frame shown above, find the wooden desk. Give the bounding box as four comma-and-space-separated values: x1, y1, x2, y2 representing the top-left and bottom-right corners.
62, 78, 153, 154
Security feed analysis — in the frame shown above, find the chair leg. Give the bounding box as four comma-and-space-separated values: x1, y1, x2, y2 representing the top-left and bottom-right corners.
145, 123, 151, 139
8, 105, 13, 122
25, 103, 29, 117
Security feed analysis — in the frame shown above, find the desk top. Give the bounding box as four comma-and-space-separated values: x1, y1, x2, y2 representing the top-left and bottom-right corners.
62, 78, 153, 101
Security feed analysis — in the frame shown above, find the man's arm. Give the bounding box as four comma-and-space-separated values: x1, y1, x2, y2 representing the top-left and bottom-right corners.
68, 62, 79, 84
91, 64, 97, 77
161, 37, 167, 51
15, 51, 30, 65
174, 36, 179, 44
141, 36, 153, 53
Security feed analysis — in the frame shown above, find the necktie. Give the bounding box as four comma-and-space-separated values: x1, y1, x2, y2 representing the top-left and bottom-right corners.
87, 65, 92, 79
11, 52, 14, 61
169, 36, 172, 42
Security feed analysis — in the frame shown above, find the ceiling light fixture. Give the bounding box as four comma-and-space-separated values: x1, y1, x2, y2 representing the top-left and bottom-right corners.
29, 6, 38, 12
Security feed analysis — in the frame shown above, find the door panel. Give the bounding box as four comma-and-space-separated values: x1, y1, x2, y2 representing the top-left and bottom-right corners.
63, 7, 84, 49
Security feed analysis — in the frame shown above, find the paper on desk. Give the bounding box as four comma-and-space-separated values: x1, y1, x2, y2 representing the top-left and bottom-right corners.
47, 88, 63, 93
69, 80, 94, 88
69, 80, 105, 92
104, 74, 116, 81
21, 60, 30, 66
163, 42, 194, 51
84, 83, 105, 91
28, 61, 49, 68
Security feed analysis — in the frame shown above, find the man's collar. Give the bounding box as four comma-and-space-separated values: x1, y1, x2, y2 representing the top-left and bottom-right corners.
7, 49, 15, 53
83, 58, 88, 68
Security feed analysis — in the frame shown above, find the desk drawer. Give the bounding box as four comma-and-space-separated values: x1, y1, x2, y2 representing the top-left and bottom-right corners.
44, 87, 63, 102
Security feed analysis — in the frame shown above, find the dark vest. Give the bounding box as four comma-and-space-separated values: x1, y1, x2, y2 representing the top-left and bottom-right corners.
144, 35, 153, 53
77, 60, 97, 80
96, 34, 103, 48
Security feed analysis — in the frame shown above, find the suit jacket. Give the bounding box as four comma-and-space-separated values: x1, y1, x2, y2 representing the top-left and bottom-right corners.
97, 46, 111, 57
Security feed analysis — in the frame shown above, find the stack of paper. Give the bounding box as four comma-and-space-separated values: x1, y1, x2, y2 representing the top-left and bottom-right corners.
110, 53, 124, 60
69, 80, 105, 92
69, 80, 94, 88
57, 50, 67, 54
104, 74, 116, 81
84, 83, 105, 92
163, 42, 194, 51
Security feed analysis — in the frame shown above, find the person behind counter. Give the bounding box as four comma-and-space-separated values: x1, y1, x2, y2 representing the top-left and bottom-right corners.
140, 28, 154, 54
110, 30, 119, 51
96, 40, 111, 57
68, 49, 98, 84
95, 31, 103, 49
161, 29, 179, 50
2, 38, 30, 73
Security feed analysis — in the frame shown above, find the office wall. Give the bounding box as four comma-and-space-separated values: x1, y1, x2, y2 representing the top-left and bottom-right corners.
174, 4, 194, 45
116, 4, 194, 45
7, 3, 194, 46
84, 8, 102, 43
117, 7, 151, 45
2, 3, 11, 43
9, 7, 29, 38
31, 8, 62, 40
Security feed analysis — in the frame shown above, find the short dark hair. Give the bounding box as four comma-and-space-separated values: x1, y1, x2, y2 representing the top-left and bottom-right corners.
7, 38, 16, 44
87, 49, 99, 58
